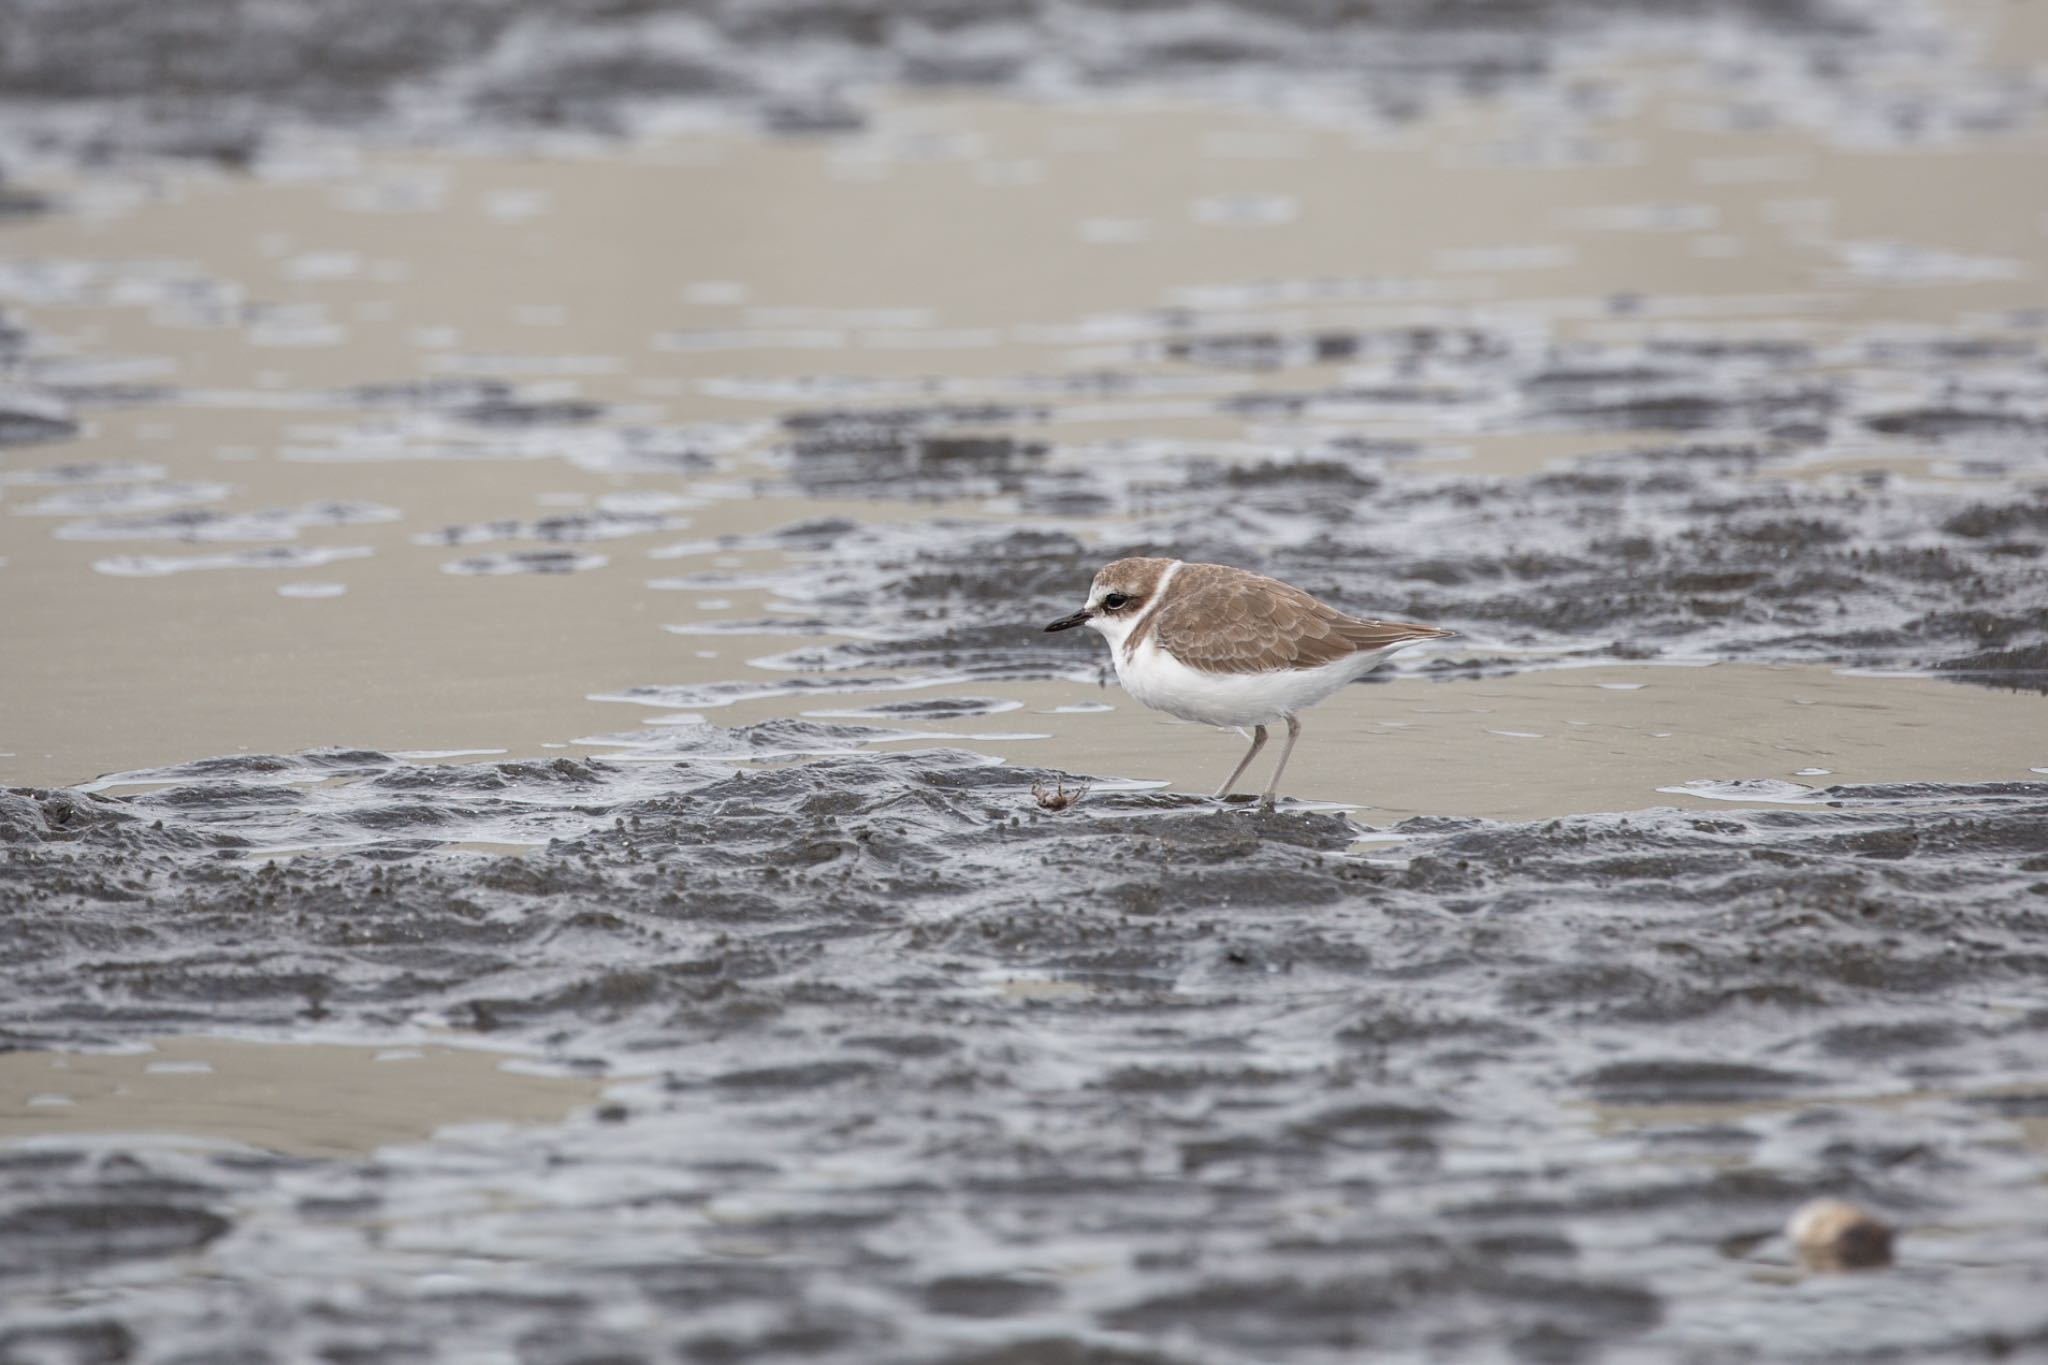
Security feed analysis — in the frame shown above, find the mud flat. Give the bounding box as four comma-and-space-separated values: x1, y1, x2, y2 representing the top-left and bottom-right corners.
4, 0, 2048, 1360
5, 760, 2048, 1360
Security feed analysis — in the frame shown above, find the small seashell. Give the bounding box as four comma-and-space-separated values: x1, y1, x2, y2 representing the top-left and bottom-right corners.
1786, 1198, 1894, 1270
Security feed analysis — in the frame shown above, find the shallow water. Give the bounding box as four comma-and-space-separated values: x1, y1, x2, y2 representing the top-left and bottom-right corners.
0, 1037, 604, 1158
3, 0, 2048, 1359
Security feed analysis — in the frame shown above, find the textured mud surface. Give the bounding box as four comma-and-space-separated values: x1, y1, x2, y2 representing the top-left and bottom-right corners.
0, 0, 1982, 164
688, 402, 2048, 690
6, 0, 2048, 1359
6, 757, 2048, 1361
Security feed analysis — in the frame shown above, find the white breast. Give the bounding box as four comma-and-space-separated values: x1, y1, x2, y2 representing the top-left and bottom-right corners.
1113, 635, 1406, 728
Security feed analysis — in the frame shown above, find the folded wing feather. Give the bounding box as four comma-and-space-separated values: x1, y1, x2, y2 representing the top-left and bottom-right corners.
1146, 562, 1450, 674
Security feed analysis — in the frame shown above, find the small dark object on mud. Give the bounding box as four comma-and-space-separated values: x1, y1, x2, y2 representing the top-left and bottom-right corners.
1786, 1198, 1895, 1271
1030, 779, 1089, 812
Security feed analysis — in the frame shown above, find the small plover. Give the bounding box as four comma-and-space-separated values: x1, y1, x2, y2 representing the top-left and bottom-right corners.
1045, 557, 1453, 807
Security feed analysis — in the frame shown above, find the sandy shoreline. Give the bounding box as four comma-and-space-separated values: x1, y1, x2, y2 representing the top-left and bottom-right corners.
4, 1, 2047, 1358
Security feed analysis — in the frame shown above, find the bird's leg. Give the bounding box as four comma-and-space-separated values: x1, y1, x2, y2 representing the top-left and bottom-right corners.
1259, 713, 1303, 810
1213, 725, 1267, 799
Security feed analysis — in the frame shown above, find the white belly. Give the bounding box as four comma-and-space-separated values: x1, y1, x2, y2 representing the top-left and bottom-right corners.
1112, 637, 1403, 728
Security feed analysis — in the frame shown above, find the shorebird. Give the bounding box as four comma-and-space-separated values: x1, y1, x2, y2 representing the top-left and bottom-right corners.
1045, 557, 1453, 807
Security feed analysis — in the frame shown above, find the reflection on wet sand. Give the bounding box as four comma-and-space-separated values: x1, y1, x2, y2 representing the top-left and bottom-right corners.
0, 1037, 605, 1158
657, 664, 2048, 822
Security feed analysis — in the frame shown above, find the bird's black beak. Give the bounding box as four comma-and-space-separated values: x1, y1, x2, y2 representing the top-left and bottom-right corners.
1044, 609, 1090, 633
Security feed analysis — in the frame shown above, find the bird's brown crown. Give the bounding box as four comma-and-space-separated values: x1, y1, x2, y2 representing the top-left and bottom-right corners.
1088, 556, 1174, 606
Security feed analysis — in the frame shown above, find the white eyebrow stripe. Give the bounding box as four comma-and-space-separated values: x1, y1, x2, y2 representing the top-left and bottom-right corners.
1120, 559, 1181, 662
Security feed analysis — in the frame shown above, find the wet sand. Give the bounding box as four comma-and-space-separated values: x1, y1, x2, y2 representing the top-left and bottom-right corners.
4, 0, 2048, 1360
7, 758, 2048, 1360
4, 72, 2047, 792
636, 664, 2048, 821
0, 1037, 605, 1158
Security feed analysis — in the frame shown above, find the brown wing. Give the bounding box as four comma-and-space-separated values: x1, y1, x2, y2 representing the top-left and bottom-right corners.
1148, 562, 1450, 674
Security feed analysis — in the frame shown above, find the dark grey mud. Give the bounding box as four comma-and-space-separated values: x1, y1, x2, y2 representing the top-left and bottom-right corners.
5, 752, 2048, 1361
709, 311, 2048, 691
700, 415, 2048, 690
344, 293, 2048, 698
5, 0, 2048, 1361
0, 0, 1966, 164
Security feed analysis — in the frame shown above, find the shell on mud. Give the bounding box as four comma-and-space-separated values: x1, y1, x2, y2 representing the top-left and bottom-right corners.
1787, 1198, 1896, 1271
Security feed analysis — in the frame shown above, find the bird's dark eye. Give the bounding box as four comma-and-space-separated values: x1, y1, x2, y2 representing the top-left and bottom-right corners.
1102, 593, 1132, 610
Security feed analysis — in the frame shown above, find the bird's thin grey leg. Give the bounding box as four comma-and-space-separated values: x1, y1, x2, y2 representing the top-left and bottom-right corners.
1213, 725, 1267, 799
1260, 713, 1303, 810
